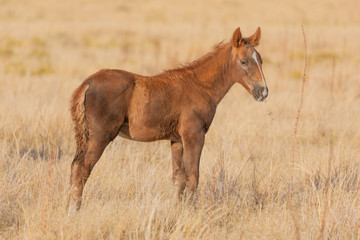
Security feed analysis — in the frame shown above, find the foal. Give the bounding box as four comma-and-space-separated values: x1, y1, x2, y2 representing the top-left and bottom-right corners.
69, 27, 268, 210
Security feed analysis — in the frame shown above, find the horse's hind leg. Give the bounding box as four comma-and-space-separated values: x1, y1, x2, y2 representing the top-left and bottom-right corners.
171, 141, 186, 200
69, 133, 112, 211
69, 100, 124, 211
69, 74, 132, 211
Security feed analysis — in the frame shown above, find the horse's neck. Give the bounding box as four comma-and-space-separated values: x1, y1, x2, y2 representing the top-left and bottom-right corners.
192, 44, 234, 105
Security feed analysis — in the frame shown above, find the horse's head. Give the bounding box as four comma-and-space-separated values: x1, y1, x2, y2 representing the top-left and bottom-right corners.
230, 27, 268, 102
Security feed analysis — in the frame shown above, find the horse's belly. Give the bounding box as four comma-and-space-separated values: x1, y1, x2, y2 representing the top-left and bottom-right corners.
119, 122, 177, 142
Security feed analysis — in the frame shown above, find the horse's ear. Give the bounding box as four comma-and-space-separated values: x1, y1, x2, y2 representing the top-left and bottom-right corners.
231, 27, 242, 48
245, 27, 261, 47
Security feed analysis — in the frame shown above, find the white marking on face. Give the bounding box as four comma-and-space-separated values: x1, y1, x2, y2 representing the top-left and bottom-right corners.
252, 51, 267, 96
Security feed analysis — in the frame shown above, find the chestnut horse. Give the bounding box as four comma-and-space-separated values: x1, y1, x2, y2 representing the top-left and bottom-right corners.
69, 27, 268, 210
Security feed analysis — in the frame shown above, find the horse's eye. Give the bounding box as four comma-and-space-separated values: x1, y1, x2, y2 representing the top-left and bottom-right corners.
240, 60, 247, 65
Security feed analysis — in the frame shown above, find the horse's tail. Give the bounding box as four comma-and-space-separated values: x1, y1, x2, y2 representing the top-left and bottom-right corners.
70, 83, 90, 157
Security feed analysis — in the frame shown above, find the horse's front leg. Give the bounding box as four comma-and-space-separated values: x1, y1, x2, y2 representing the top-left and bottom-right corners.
171, 141, 186, 200
180, 127, 205, 199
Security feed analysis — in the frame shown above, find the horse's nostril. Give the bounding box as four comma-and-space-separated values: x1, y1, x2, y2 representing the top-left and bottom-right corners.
252, 85, 268, 102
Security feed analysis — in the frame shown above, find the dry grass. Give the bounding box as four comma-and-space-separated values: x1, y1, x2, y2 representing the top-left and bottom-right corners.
1, 0, 360, 239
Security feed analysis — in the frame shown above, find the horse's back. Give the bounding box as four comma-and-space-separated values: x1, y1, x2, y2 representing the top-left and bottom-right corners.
84, 69, 135, 93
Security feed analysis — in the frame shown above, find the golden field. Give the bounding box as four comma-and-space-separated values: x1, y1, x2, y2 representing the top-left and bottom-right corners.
1, 0, 360, 239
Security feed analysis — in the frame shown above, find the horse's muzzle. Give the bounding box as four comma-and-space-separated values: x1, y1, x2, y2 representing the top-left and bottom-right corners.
252, 85, 268, 102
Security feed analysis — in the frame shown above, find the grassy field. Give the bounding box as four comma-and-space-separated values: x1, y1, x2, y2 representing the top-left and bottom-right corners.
1, 0, 360, 239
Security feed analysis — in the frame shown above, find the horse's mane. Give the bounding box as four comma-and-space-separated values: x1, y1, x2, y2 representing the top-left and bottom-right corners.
156, 41, 229, 79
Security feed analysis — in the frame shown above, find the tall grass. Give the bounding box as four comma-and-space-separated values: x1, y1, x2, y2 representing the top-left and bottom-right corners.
1, 0, 360, 239
292, 25, 308, 166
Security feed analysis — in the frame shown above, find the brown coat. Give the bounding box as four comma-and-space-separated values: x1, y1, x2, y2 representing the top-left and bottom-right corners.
69, 27, 268, 210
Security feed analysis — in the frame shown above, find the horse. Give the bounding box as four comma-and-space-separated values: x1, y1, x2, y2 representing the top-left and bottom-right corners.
69, 27, 268, 210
